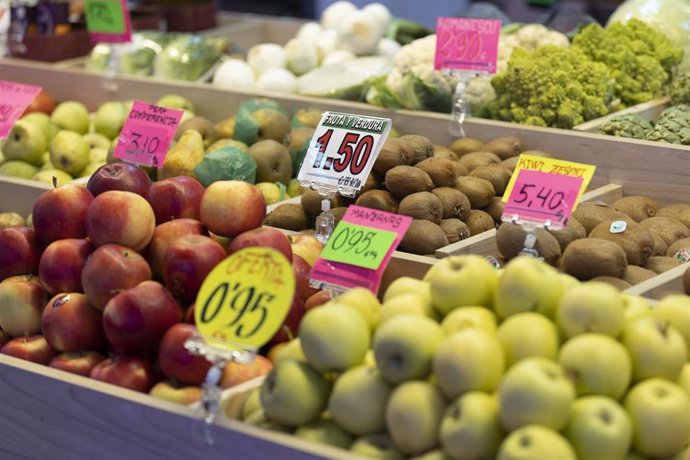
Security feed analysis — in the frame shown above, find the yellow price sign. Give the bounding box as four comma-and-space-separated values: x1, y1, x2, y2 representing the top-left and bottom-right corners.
194, 247, 295, 350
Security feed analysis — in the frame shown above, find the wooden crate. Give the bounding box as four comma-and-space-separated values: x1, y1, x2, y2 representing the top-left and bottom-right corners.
573, 97, 670, 133
211, 12, 306, 50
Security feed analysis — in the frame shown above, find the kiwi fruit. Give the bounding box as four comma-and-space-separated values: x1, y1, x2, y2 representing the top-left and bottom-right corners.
301, 189, 346, 218
398, 192, 444, 224
653, 235, 668, 256
547, 216, 587, 252
483, 197, 505, 224
459, 152, 501, 172
643, 256, 682, 274
399, 220, 449, 255
469, 164, 512, 196
372, 138, 414, 175
666, 237, 690, 257
448, 137, 484, 156
622, 266, 657, 285
465, 209, 496, 236
431, 187, 471, 220
560, 238, 628, 280
520, 150, 554, 158
612, 196, 659, 222
415, 158, 457, 187
265, 203, 312, 231
384, 165, 434, 198
589, 219, 655, 266
433, 145, 459, 161
572, 202, 628, 234
591, 276, 632, 290
495, 222, 562, 266
640, 216, 690, 246
440, 218, 471, 244
482, 136, 522, 160
501, 156, 519, 172
355, 190, 398, 213
400, 134, 433, 164
360, 172, 381, 194
455, 176, 496, 209
683, 266, 690, 295
656, 204, 690, 228
331, 207, 348, 226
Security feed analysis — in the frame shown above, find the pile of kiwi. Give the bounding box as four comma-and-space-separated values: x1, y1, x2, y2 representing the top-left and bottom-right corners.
495, 195, 690, 289
266, 134, 532, 255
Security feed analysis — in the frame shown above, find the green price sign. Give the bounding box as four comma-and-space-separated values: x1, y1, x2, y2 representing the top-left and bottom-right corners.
320, 221, 397, 270
85, 0, 126, 34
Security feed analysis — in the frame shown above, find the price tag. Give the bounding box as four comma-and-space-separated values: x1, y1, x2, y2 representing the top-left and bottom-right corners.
434, 17, 501, 73
310, 205, 412, 294
0, 81, 42, 139
194, 247, 295, 350
298, 111, 391, 196
113, 100, 183, 168
84, 0, 131, 43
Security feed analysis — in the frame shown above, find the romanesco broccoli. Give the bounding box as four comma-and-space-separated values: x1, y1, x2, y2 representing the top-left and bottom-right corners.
597, 114, 653, 139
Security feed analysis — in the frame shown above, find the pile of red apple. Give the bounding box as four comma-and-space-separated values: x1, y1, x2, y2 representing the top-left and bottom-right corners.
0, 161, 326, 403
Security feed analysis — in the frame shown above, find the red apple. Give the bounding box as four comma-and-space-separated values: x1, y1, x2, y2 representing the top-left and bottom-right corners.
38, 238, 92, 295
0, 329, 10, 348
304, 290, 332, 311
228, 227, 293, 262
200, 180, 266, 237
82, 244, 151, 311
183, 303, 195, 324
32, 184, 94, 245
220, 355, 273, 389
0, 226, 42, 280
0, 275, 47, 337
146, 176, 205, 225
293, 254, 319, 302
41, 293, 106, 352
149, 380, 202, 405
90, 355, 157, 392
289, 233, 323, 266
157, 323, 211, 385
86, 162, 152, 198
267, 294, 306, 347
145, 219, 208, 278
22, 90, 56, 115
86, 190, 155, 251
49, 351, 106, 376
102, 280, 181, 353
162, 234, 227, 304
1, 334, 55, 364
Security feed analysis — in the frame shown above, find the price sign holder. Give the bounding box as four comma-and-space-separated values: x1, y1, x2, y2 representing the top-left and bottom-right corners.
434, 17, 501, 137
184, 247, 295, 445
297, 111, 392, 244
0, 81, 42, 139
309, 205, 412, 295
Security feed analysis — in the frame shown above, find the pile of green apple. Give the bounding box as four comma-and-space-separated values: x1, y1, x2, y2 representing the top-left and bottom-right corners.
227, 255, 690, 460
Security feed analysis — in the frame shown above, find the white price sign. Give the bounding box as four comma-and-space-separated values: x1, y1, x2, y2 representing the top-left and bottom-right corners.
298, 111, 391, 194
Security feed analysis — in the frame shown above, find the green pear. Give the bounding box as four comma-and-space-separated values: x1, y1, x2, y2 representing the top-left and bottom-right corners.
83, 132, 112, 151
328, 365, 393, 436
497, 312, 560, 367
175, 116, 218, 149
294, 418, 353, 449
652, 294, 690, 356
158, 129, 205, 180
21, 112, 59, 143
377, 293, 437, 326
205, 138, 249, 155
32, 169, 73, 186
556, 281, 625, 339
40, 157, 55, 171
89, 147, 109, 164
272, 338, 306, 364
247, 139, 293, 186
2, 120, 47, 166
621, 316, 687, 382
93, 101, 127, 139
49, 130, 90, 176
679, 363, 690, 397
0, 212, 26, 228
409, 450, 451, 460
156, 94, 195, 113
50, 101, 90, 134
441, 306, 497, 336
240, 387, 261, 421
350, 433, 405, 460
383, 277, 432, 304
79, 161, 106, 178
26, 213, 33, 229
497, 425, 576, 460
0, 160, 39, 179
235, 108, 291, 144
291, 108, 322, 129
385, 380, 446, 456
565, 395, 632, 460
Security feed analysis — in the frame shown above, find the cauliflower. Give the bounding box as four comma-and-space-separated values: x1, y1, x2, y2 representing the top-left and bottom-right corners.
496, 24, 570, 72
597, 114, 653, 139
670, 74, 690, 105
465, 76, 495, 118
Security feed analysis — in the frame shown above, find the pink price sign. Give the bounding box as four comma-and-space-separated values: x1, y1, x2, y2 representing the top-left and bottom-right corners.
113, 100, 183, 168
0, 81, 42, 139
309, 205, 412, 295
502, 169, 584, 230
434, 17, 501, 73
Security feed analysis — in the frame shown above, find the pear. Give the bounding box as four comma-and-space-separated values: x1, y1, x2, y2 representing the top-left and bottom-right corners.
93, 101, 127, 139
292, 108, 322, 129
215, 116, 235, 138
0, 160, 39, 179
21, 112, 59, 143
33, 169, 73, 186
79, 161, 106, 178
3, 120, 47, 166
89, 147, 109, 163
0, 212, 26, 228
247, 139, 293, 186
235, 108, 291, 144
156, 94, 195, 113
49, 130, 90, 176
158, 129, 205, 180
50, 101, 90, 134
175, 116, 217, 149
205, 138, 248, 154
284, 126, 315, 172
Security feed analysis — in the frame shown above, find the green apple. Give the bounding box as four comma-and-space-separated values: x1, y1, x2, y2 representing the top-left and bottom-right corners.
624, 452, 648, 460
50, 101, 90, 134
273, 338, 306, 364
424, 255, 498, 315
49, 130, 90, 176
328, 365, 392, 436
624, 378, 690, 458
350, 433, 405, 460
377, 293, 436, 326
498, 357, 576, 432
621, 316, 687, 382
240, 387, 261, 421
668, 442, 690, 460
259, 360, 331, 427
294, 418, 353, 449
559, 273, 580, 292
383, 277, 432, 304
373, 314, 444, 384
441, 306, 497, 336
556, 281, 625, 339
679, 363, 690, 397
622, 294, 651, 323
565, 395, 632, 460
299, 303, 370, 372
494, 256, 564, 319
32, 169, 73, 186
652, 294, 690, 356
0, 160, 39, 179
93, 101, 127, 139
2, 120, 47, 166
156, 94, 195, 113
331, 286, 381, 332
497, 312, 560, 367
433, 329, 505, 399
21, 112, 59, 143
409, 450, 451, 460
83, 132, 112, 150
439, 391, 504, 460
385, 380, 446, 456
558, 333, 632, 399
497, 425, 577, 460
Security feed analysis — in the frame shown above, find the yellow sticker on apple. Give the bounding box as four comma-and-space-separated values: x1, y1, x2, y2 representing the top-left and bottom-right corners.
194, 247, 295, 350
502, 155, 596, 210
